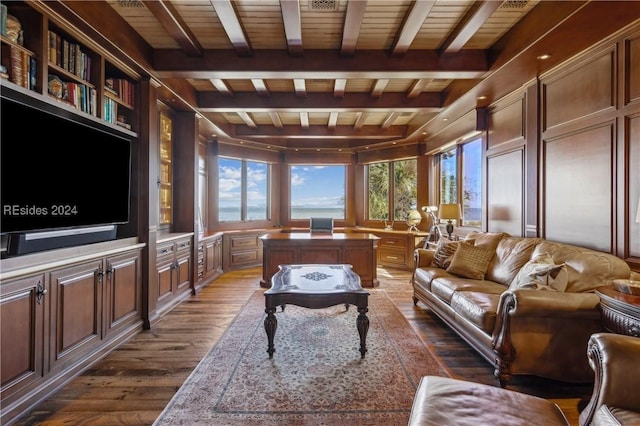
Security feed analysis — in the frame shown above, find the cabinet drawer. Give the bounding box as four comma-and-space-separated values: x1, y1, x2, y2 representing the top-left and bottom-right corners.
230, 250, 259, 266
378, 236, 408, 248
156, 242, 175, 257
175, 239, 191, 252
378, 247, 407, 266
230, 235, 259, 250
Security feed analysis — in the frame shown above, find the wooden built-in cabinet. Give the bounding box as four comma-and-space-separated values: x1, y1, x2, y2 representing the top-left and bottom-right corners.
154, 235, 193, 316
353, 228, 428, 270
0, 245, 143, 425
195, 233, 223, 290
223, 230, 271, 271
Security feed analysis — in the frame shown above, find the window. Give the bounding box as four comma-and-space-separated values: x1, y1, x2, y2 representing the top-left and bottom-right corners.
438, 137, 482, 227
440, 147, 457, 204
218, 157, 269, 222
290, 165, 345, 219
367, 159, 417, 222
462, 139, 482, 227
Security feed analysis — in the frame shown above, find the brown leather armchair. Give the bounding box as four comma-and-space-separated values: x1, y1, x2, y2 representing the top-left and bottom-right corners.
579, 333, 640, 426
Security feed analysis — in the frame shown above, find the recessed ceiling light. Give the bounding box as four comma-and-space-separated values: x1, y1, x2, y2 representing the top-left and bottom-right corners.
477, 95, 487, 100
537, 53, 551, 60
442, 118, 448, 121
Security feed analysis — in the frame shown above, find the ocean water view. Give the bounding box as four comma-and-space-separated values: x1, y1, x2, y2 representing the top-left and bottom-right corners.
219, 207, 345, 222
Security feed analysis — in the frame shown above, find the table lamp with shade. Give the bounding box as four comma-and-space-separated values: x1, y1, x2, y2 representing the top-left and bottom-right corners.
439, 203, 462, 239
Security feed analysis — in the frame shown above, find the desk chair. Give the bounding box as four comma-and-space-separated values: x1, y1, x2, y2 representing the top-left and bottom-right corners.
310, 217, 334, 233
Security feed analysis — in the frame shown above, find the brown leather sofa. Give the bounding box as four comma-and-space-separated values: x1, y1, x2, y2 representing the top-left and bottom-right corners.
412, 232, 639, 387
579, 333, 640, 426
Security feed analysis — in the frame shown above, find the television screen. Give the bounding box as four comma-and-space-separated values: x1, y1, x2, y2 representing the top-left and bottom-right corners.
1, 96, 132, 234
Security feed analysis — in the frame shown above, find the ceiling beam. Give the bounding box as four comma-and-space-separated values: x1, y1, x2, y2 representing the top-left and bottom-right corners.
236, 111, 257, 128
251, 79, 269, 96
197, 91, 443, 111
328, 112, 339, 128
391, 1, 436, 55
210, 78, 232, 95
407, 79, 429, 98
299, 112, 309, 127
210, 0, 253, 56
341, 0, 368, 55
268, 112, 284, 128
354, 112, 368, 129
233, 124, 405, 139
440, 1, 503, 53
293, 79, 306, 96
334, 79, 347, 97
371, 79, 389, 98
153, 49, 488, 79
142, 0, 203, 56
280, 0, 304, 56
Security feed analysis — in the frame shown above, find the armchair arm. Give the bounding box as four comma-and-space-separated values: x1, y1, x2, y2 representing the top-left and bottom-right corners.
579, 333, 640, 426
413, 248, 435, 269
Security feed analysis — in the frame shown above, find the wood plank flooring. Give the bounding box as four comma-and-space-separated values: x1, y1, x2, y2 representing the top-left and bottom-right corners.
12, 267, 592, 425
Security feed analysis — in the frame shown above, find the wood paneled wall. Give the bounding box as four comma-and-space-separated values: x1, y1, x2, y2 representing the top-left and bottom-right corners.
480, 21, 640, 270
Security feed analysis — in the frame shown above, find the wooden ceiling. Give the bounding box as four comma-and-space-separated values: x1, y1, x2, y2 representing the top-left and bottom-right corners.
99, 0, 635, 153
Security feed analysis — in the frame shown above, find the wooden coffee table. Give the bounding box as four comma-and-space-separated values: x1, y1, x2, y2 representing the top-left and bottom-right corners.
264, 264, 370, 359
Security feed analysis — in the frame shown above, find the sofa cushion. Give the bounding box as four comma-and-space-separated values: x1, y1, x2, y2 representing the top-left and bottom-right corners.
485, 237, 541, 286
431, 276, 505, 303
464, 231, 508, 251
414, 267, 455, 292
450, 291, 501, 333
446, 242, 495, 280
533, 241, 632, 292
509, 253, 569, 292
431, 238, 462, 269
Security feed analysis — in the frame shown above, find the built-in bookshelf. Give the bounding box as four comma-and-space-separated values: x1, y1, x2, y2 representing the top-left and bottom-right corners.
0, 0, 138, 133
47, 25, 97, 116
0, 3, 37, 91
104, 62, 136, 131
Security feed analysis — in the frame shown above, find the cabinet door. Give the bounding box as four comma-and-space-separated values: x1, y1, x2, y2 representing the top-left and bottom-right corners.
104, 250, 142, 337
48, 259, 104, 374
0, 274, 47, 412
156, 256, 175, 303
175, 251, 192, 292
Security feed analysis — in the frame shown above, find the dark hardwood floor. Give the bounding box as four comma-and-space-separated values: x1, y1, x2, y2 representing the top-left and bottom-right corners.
12, 267, 591, 425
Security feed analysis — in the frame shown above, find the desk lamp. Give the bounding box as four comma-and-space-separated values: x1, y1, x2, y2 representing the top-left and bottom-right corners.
438, 203, 462, 239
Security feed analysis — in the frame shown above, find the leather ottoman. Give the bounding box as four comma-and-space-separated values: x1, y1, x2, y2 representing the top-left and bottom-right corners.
408, 376, 569, 426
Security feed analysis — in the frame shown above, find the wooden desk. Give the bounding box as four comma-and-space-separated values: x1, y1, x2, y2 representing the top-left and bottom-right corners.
595, 285, 640, 337
260, 232, 379, 288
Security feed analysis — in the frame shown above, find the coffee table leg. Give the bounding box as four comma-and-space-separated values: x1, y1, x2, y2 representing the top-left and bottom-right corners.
357, 306, 369, 358
264, 307, 277, 358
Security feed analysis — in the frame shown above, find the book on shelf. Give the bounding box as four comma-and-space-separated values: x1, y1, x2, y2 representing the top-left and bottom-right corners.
48, 30, 91, 81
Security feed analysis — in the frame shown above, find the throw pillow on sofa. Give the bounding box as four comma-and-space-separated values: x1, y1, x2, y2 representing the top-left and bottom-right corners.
509, 253, 568, 292
432, 239, 473, 269
446, 242, 495, 280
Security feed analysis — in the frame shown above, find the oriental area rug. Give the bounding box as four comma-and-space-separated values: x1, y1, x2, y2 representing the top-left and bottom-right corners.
153, 289, 450, 426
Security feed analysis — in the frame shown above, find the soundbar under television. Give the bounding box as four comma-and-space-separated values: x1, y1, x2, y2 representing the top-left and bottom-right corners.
1, 93, 132, 256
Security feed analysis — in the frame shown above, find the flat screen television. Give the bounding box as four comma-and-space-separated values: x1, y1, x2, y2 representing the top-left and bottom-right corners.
1, 94, 132, 254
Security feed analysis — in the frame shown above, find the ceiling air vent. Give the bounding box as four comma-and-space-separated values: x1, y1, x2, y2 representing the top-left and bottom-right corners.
309, 0, 340, 12
116, 0, 145, 8
500, 0, 528, 9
